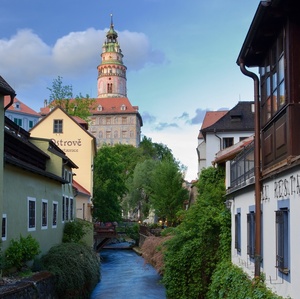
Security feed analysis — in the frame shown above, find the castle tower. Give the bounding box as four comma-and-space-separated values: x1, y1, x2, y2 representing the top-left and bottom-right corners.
97, 14, 127, 98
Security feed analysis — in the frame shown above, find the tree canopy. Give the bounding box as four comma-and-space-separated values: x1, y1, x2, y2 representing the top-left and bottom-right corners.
47, 76, 95, 121
92, 139, 188, 225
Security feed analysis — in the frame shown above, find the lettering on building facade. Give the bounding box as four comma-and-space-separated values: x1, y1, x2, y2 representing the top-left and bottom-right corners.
262, 173, 300, 200
52, 138, 82, 153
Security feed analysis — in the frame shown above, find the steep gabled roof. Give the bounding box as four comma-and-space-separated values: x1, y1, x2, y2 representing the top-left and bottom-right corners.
4, 96, 39, 116
201, 101, 254, 139
32, 106, 97, 154
73, 180, 91, 197
198, 111, 228, 139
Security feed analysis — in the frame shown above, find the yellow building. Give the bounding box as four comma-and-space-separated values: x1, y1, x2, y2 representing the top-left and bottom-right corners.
30, 106, 96, 222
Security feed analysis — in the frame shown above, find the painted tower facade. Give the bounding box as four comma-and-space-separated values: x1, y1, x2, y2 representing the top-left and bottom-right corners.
97, 15, 127, 98
89, 16, 143, 147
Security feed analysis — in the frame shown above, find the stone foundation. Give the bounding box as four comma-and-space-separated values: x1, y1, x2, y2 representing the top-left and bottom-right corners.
0, 271, 57, 299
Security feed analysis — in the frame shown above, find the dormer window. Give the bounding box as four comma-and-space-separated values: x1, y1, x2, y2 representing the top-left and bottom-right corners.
14, 102, 21, 110
121, 104, 126, 111
97, 105, 103, 111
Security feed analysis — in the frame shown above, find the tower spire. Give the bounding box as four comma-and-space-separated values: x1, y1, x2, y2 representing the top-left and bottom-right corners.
97, 15, 127, 98
110, 13, 114, 28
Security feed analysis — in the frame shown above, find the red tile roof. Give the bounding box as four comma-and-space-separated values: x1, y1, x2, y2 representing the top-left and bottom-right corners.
198, 111, 228, 139
92, 97, 139, 114
73, 180, 91, 196
4, 96, 39, 116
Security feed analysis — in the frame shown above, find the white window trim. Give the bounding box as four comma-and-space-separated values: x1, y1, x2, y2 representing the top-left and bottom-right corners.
52, 201, 58, 228
41, 199, 48, 230
28, 197, 36, 232
2, 214, 7, 241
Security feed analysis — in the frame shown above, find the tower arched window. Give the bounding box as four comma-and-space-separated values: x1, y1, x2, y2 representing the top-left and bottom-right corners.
107, 83, 113, 93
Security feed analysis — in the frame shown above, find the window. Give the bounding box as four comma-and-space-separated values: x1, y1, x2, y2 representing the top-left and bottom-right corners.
97, 105, 103, 111
107, 83, 113, 93
106, 117, 111, 125
28, 197, 36, 231
247, 212, 255, 258
106, 131, 111, 139
122, 131, 127, 138
235, 211, 241, 252
66, 197, 69, 221
62, 196, 65, 222
122, 117, 127, 124
223, 137, 234, 149
14, 118, 22, 126
260, 29, 285, 126
2, 214, 7, 241
53, 119, 63, 133
121, 105, 126, 111
70, 198, 73, 221
53, 201, 58, 227
29, 120, 34, 128
83, 203, 86, 220
42, 200, 48, 229
276, 208, 289, 274
114, 130, 118, 138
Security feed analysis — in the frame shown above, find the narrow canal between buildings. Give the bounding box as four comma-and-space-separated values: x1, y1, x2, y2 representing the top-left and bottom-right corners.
90, 246, 166, 299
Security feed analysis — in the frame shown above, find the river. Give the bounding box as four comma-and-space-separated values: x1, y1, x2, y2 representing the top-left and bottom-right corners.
90, 246, 166, 299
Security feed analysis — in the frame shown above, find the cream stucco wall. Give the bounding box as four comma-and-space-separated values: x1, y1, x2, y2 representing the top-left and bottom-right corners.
30, 108, 95, 197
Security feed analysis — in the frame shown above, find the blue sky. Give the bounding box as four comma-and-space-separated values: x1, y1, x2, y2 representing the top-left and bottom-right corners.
1, 0, 260, 181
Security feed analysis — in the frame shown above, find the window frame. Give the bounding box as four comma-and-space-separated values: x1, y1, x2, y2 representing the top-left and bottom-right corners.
28, 197, 36, 231
223, 137, 234, 149
2, 214, 7, 241
275, 208, 289, 275
41, 199, 48, 229
247, 212, 255, 259
235, 210, 241, 253
260, 28, 286, 126
53, 119, 63, 133
52, 201, 58, 228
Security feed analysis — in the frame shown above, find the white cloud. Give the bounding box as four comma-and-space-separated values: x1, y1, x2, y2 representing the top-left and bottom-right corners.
0, 28, 166, 91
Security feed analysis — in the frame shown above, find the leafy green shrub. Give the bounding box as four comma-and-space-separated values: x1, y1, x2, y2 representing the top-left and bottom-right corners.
4, 234, 40, 270
207, 260, 286, 299
62, 219, 90, 243
125, 223, 140, 246
41, 242, 100, 299
162, 167, 227, 299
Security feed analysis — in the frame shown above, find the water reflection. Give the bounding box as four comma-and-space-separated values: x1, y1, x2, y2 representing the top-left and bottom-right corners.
90, 247, 166, 299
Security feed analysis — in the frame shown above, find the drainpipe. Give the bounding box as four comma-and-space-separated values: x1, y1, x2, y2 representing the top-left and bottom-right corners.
4, 94, 14, 111
239, 59, 261, 278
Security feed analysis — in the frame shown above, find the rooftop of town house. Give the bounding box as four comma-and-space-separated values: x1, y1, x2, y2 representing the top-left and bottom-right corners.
237, 0, 295, 67
201, 101, 255, 138
0, 76, 16, 98
4, 96, 39, 116
73, 179, 91, 197
4, 116, 69, 183
198, 110, 228, 139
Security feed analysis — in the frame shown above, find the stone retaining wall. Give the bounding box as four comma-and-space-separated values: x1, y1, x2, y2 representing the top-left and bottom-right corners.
0, 271, 57, 299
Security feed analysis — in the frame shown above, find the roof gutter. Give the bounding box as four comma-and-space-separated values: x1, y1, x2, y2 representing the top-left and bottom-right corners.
238, 59, 262, 278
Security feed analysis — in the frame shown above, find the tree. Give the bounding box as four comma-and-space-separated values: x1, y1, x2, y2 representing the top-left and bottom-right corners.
124, 159, 158, 219
150, 159, 188, 226
162, 167, 228, 299
92, 146, 128, 222
47, 76, 95, 121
